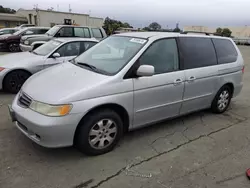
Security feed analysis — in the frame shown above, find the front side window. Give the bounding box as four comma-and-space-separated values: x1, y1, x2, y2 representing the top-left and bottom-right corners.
179, 37, 217, 69
91, 28, 103, 39
79, 41, 97, 54
36, 29, 49, 34
55, 42, 81, 57
57, 27, 73, 37
212, 38, 238, 64
73, 36, 147, 75
33, 40, 62, 56
139, 39, 179, 74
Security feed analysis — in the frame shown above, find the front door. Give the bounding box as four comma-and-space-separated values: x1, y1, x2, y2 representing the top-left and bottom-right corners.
178, 37, 219, 114
133, 38, 185, 127
44, 41, 81, 69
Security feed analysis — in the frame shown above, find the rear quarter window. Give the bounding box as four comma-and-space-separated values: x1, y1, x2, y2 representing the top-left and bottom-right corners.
91, 28, 103, 39
212, 38, 238, 64
179, 37, 217, 69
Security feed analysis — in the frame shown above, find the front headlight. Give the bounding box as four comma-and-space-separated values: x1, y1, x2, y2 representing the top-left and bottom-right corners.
24, 40, 29, 45
29, 101, 72, 117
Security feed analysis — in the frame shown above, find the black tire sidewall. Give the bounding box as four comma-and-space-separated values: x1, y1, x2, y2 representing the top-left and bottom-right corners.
8, 43, 20, 52
3, 70, 30, 94
212, 85, 232, 114
76, 109, 123, 156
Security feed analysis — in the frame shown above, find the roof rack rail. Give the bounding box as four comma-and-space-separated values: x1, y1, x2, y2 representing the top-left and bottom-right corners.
181, 31, 218, 36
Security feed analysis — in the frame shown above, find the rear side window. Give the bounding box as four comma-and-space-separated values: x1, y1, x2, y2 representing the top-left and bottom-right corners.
74, 28, 85, 37
179, 37, 217, 69
212, 38, 238, 64
91, 28, 103, 39
84, 28, 90, 38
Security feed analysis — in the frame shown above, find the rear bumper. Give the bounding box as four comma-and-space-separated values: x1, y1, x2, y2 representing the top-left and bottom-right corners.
20, 44, 32, 52
0, 68, 9, 90
233, 83, 243, 98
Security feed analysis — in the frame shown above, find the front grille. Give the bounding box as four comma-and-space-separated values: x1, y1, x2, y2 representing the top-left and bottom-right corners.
18, 92, 32, 108
20, 39, 24, 44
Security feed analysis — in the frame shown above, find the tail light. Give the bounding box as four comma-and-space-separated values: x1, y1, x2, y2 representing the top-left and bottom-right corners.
242, 66, 245, 74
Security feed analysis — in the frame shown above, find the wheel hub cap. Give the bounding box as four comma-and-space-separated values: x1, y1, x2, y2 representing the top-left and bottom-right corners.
89, 119, 117, 149
217, 90, 229, 111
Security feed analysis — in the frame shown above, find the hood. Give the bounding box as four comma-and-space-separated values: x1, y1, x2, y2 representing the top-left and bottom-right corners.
22, 34, 47, 40
0, 34, 12, 39
26, 35, 52, 42
22, 62, 111, 104
0, 52, 43, 68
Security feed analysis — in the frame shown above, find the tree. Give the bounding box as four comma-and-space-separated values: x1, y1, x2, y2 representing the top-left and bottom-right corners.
215, 27, 232, 37
148, 22, 161, 31
103, 17, 133, 35
221, 28, 232, 37
216, 27, 223, 35
122, 22, 133, 28
0, 5, 16, 14
173, 27, 181, 32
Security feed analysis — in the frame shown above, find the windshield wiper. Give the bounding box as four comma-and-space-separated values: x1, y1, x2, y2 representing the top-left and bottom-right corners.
76, 62, 98, 71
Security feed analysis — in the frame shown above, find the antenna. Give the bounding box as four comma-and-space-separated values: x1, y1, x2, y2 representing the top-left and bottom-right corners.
69, 4, 72, 13
57, 4, 59, 11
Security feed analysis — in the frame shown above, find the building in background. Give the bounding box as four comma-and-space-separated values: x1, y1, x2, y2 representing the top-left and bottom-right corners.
16, 9, 103, 28
0, 13, 27, 28
184, 26, 250, 38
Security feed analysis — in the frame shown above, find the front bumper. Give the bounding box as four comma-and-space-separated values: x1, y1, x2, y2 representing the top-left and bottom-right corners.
10, 95, 83, 148
0, 42, 7, 49
20, 43, 33, 52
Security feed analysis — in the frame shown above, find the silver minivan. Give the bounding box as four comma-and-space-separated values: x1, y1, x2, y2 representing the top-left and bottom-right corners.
9, 32, 244, 155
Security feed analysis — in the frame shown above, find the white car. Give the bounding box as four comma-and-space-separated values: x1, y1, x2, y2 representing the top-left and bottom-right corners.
0, 38, 98, 93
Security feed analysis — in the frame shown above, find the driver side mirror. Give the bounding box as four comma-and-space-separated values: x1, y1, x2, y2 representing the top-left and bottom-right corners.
136, 65, 154, 77
52, 53, 60, 58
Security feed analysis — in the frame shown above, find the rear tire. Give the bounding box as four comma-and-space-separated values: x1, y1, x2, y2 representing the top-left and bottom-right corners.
75, 109, 123, 156
211, 85, 232, 114
8, 42, 20, 52
3, 70, 31, 94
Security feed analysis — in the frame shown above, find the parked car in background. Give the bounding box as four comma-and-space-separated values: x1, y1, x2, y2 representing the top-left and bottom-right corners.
0, 28, 19, 35
0, 38, 97, 93
16, 24, 35, 29
20, 25, 107, 52
8, 32, 244, 155
0, 27, 50, 52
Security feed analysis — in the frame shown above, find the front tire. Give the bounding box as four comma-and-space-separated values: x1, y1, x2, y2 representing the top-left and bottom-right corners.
75, 109, 123, 156
211, 85, 232, 114
3, 70, 31, 94
8, 42, 20, 52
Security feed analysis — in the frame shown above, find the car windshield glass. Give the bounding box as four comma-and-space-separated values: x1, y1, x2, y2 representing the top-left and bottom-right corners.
46, 26, 60, 36
73, 36, 147, 75
33, 40, 62, 56
13, 28, 26, 35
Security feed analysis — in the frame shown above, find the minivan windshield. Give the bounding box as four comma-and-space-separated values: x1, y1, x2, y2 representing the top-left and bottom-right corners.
33, 40, 62, 56
73, 36, 147, 75
46, 26, 60, 36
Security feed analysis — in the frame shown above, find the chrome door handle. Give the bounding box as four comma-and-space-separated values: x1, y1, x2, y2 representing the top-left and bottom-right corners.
173, 79, 183, 85
187, 76, 196, 82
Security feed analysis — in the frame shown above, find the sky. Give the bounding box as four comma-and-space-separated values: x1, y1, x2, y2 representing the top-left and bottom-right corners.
1, 0, 249, 28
